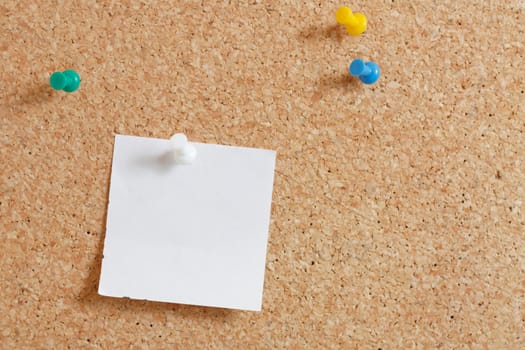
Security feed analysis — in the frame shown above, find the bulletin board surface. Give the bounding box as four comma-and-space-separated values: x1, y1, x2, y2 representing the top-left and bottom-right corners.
1, 1, 524, 348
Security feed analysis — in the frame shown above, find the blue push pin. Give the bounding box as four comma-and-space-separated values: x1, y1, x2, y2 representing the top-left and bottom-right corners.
49, 70, 81, 92
349, 59, 380, 84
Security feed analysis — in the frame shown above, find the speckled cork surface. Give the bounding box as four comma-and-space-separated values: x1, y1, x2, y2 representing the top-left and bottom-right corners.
1, 0, 524, 348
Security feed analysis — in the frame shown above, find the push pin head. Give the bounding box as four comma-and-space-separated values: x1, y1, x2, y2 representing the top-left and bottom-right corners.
50, 70, 81, 92
170, 133, 197, 164
335, 6, 367, 36
349, 59, 380, 84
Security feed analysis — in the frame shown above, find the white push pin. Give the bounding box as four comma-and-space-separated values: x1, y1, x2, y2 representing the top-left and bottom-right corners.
170, 133, 197, 164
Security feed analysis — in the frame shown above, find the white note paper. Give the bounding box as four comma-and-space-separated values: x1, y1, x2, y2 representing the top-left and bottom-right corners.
98, 134, 276, 311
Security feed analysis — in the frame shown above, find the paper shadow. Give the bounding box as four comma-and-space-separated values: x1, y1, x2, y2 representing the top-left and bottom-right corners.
77, 161, 112, 306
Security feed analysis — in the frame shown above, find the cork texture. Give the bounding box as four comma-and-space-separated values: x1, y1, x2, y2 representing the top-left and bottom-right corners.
1, 0, 524, 348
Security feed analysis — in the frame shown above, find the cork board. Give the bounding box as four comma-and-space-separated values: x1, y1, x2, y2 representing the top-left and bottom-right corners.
1, 1, 524, 348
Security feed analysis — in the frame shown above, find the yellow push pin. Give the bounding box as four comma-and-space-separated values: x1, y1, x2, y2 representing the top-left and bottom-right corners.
335, 6, 367, 36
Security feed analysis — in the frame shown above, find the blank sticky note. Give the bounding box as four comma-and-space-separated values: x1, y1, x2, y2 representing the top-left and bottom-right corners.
98, 134, 276, 311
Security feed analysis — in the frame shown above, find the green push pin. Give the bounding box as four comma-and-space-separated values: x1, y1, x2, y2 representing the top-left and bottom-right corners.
49, 70, 80, 92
